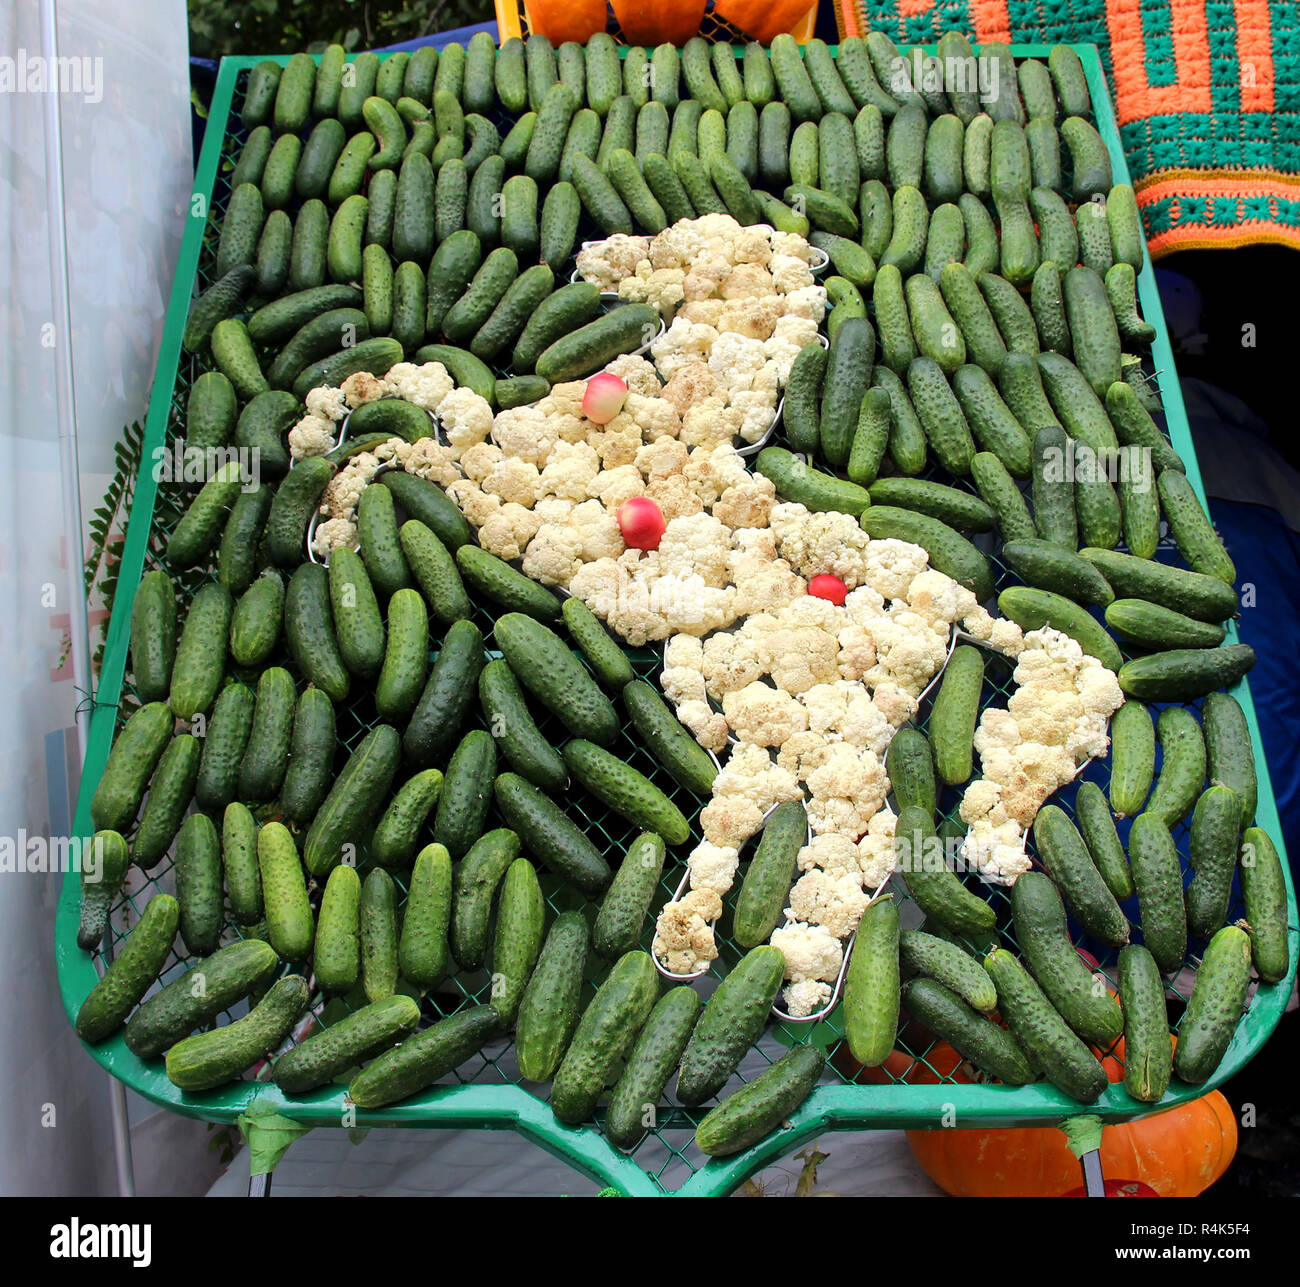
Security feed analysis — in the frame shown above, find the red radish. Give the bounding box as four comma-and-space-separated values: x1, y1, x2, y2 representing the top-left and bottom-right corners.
809, 574, 848, 605
619, 497, 666, 550
583, 373, 628, 424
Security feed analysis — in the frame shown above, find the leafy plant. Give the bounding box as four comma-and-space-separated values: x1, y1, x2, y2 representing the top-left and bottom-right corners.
188, 0, 495, 60
86, 420, 146, 674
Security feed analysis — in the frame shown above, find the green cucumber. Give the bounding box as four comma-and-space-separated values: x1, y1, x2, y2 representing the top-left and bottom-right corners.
455, 543, 562, 621
237, 666, 296, 804
398, 843, 453, 989
695, 1044, 825, 1156
887, 729, 938, 815
1127, 812, 1187, 973
621, 680, 717, 798
303, 724, 401, 877
895, 805, 996, 937
1001, 538, 1114, 606
561, 597, 633, 688
283, 563, 349, 703
563, 739, 689, 846
129, 571, 177, 705
174, 812, 222, 956
76, 830, 129, 951
970, 451, 1036, 542
360, 867, 399, 1002
997, 586, 1123, 671
1240, 826, 1290, 983
402, 618, 484, 769
278, 689, 335, 842
844, 897, 901, 1065
756, 448, 872, 518
1075, 779, 1135, 901
733, 801, 806, 951
129, 734, 200, 869
515, 910, 589, 1081
313, 865, 361, 994
380, 469, 473, 551
432, 729, 497, 862
1080, 549, 1236, 623
488, 857, 545, 1025
593, 832, 667, 961
1109, 699, 1156, 819
1157, 470, 1236, 585
1203, 692, 1257, 828
860, 506, 992, 600
493, 772, 611, 895
479, 659, 567, 792
1105, 600, 1225, 650
169, 584, 232, 723
371, 768, 443, 870
1116, 945, 1172, 1102
898, 931, 997, 1012
1032, 805, 1130, 946
1186, 785, 1244, 938
906, 354, 975, 476
75, 894, 178, 1044
1172, 926, 1251, 1083
194, 685, 255, 815
901, 978, 1035, 1083
275, 996, 421, 1094
929, 645, 983, 786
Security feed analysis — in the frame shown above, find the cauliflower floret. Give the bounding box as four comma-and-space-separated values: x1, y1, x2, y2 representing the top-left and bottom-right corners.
836, 625, 878, 681
656, 573, 736, 636
770, 230, 815, 263
777, 729, 835, 783
458, 440, 504, 483
687, 842, 741, 895
601, 353, 661, 398
768, 253, 815, 293
774, 508, 873, 589
659, 360, 721, 416
680, 397, 743, 450
665, 634, 704, 670
482, 456, 542, 508
445, 477, 501, 528
797, 832, 861, 877
771, 922, 843, 984
707, 332, 769, 391
623, 392, 682, 442
491, 404, 556, 467
476, 503, 544, 562
635, 436, 690, 482
521, 522, 584, 588
722, 683, 809, 747
872, 682, 918, 729
384, 360, 455, 412
862, 538, 932, 600
857, 808, 900, 890
653, 890, 722, 974
310, 516, 358, 558
782, 979, 833, 1017
805, 745, 888, 837
734, 565, 804, 618
305, 385, 348, 422
683, 442, 751, 506
699, 795, 765, 848
779, 284, 828, 324
675, 698, 730, 752
710, 742, 802, 815
656, 512, 732, 588
716, 295, 785, 341
340, 371, 390, 406
906, 568, 979, 629
569, 498, 625, 562
961, 813, 1031, 885
651, 317, 718, 378
718, 262, 776, 300
437, 387, 494, 457
702, 631, 763, 700
537, 440, 600, 504
661, 665, 707, 706
619, 263, 686, 315
590, 464, 646, 512
588, 412, 643, 468
319, 453, 382, 520
729, 387, 780, 444
788, 869, 869, 939
768, 627, 840, 695
868, 610, 951, 696
287, 414, 336, 461
646, 474, 704, 521
576, 234, 652, 289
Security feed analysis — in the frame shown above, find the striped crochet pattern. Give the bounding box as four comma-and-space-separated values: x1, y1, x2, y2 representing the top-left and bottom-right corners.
837, 0, 1300, 257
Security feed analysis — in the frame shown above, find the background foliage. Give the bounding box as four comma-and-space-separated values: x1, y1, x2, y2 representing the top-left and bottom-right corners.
188, 0, 494, 60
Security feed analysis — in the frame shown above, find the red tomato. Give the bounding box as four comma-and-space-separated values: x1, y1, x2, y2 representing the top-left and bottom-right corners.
808, 574, 848, 605
619, 497, 666, 550
582, 373, 629, 425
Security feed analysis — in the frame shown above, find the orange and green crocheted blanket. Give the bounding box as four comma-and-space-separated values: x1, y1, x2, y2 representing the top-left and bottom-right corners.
835, 0, 1300, 258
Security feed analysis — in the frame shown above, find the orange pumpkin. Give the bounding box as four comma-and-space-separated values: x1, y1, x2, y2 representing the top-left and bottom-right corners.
712, 0, 814, 44
902, 1038, 1238, 1197
611, 0, 707, 46
524, 0, 608, 44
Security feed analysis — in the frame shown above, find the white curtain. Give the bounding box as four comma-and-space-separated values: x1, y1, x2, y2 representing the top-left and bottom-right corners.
0, 0, 189, 1194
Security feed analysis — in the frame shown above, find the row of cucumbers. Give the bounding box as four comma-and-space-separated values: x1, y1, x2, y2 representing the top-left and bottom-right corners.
241, 32, 1093, 144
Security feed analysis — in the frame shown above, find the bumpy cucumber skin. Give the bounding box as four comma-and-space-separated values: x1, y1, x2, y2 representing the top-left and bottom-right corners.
552, 950, 660, 1124
1118, 645, 1256, 701
275, 995, 421, 1095
898, 930, 998, 1012
844, 897, 900, 1065
515, 910, 590, 1082
1172, 926, 1251, 1084
562, 739, 690, 846
1201, 693, 1254, 827
1075, 780, 1135, 901
479, 660, 567, 792
1032, 805, 1130, 946
449, 828, 520, 971
1146, 706, 1206, 828
257, 820, 314, 962
399, 519, 472, 628
1186, 785, 1242, 939
360, 868, 399, 1003
124, 939, 278, 1060
278, 687, 337, 827
175, 812, 223, 957
1109, 699, 1156, 818
1000, 539, 1115, 607
77, 830, 129, 951
432, 729, 496, 861
734, 802, 807, 951
348, 1005, 504, 1109
489, 857, 545, 1025
1128, 812, 1188, 974
169, 583, 233, 722
374, 588, 429, 723
403, 618, 484, 769
997, 586, 1122, 671
90, 702, 174, 834
238, 666, 296, 804
75, 894, 179, 1044
1158, 469, 1237, 585
456, 544, 561, 622
370, 767, 443, 869
1117, 945, 1173, 1102
398, 843, 453, 990
1240, 826, 1290, 984
983, 948, 1108, 1104
494, 612, 618, 745
562, 597, 633, 688
593, 832, 667, 960
229, 571, 284, 668
757, 447, 873, 518
130, 733, 201, 869
165, 976, 310, 1093
929, 646, 983, 787
860, 506, 992, 599
493, 772, 612, 894
313, 864, 360, 995
303, 724, 401, 877
1012, 872, 1123, 1046
130, 571, 177, 703
1105, 600, 1225, 650
605, 986, 702, 1149
970, 451, 1036, 542
695, 1044, 825, 1157
901, 978, 1036, 1084
676, 946, 788, 1105
895, 804, 997, 937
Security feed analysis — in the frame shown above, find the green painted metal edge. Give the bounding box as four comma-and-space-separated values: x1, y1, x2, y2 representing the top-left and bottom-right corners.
55, 44, 1298, 1198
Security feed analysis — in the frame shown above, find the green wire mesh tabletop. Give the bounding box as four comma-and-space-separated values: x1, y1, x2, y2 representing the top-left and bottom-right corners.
55, 43, 1299, 1198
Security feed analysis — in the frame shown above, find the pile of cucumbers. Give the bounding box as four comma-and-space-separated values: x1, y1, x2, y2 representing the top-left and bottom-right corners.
72, 30, 1292, 1173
